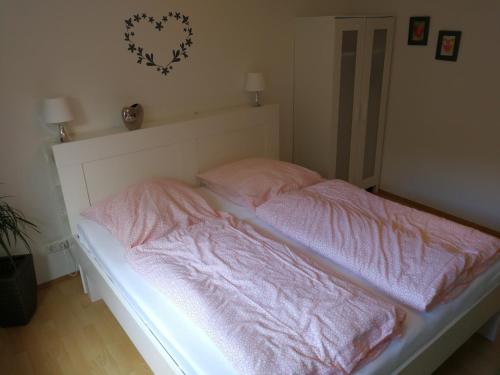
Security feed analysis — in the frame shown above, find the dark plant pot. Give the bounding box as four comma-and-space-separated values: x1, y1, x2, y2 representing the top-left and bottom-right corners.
0, 254, 37, 327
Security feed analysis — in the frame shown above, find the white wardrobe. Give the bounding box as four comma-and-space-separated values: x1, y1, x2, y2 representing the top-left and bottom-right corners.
293, 16, 394, 190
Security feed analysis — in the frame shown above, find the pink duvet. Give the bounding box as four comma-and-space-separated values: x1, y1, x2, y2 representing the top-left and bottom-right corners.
128, 217, 404, 375
256, 180, 500, 311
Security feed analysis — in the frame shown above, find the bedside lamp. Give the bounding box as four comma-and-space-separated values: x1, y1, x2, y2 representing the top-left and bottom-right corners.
43, 97, 74, 143
245, 72, 265, 107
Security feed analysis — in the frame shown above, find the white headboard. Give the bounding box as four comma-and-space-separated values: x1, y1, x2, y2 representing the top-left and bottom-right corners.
53, 104, 279, 233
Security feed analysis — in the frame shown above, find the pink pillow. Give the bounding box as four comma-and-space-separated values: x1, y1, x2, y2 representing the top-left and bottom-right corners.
197, 158, 323, 209
82, 178, 219, 248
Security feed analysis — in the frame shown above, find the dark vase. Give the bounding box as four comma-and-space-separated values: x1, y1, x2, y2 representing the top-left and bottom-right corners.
0, 254, 37, 327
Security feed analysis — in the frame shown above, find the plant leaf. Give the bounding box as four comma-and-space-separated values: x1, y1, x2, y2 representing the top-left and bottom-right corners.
0, 197, 39, 260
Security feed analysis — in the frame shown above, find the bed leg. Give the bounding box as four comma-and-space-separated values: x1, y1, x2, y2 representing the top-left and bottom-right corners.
78, 265, 101, 302
79, 265, 88, 294
478, 312, 499, 342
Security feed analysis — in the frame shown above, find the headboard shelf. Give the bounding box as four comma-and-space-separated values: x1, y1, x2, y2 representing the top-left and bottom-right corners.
53, 104, 279, 233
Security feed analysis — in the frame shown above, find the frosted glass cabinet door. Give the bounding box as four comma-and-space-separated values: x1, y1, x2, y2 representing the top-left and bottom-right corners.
332, 19, 365, 180
357, 17, 394, 189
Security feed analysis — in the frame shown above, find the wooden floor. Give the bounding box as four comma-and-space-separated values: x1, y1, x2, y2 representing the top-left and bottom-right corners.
0, 276, 498, 374
0, 276, 152, 375
433, 331, 500, 375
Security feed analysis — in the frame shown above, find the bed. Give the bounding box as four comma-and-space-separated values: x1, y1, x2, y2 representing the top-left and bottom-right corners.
53, 104, 500, 374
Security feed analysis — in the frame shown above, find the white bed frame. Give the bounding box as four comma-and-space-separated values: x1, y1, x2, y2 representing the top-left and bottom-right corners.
52, 104, 499, 375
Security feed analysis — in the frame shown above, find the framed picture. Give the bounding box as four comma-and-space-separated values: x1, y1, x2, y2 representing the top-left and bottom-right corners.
408, 16, 430, 45
435, 31, 462, 61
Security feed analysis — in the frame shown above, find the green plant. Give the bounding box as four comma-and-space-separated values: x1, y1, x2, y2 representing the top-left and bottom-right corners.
0, 195, 39, 269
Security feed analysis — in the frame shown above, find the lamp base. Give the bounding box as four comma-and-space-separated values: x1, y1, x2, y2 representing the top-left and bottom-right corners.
58, 124, 71, 143
252, 92, 261, 107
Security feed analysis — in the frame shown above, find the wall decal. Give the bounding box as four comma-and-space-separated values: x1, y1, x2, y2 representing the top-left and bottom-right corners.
124, 12, 194, 76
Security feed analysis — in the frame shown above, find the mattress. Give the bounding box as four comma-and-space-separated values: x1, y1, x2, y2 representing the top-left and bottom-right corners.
77, 187, 500, 375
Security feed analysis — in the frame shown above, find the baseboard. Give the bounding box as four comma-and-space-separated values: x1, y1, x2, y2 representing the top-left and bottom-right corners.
377, 190, 500, 239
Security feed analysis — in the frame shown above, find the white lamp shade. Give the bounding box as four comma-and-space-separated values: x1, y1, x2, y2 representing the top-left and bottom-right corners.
245, 73, 265, 92
43, 97, 74, 124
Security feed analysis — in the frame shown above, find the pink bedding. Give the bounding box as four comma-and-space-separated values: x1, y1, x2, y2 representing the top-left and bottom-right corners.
197, 158, 323, 209
82, 178, 219, 248
256, 180, 500, 311
128, 217, 404, 375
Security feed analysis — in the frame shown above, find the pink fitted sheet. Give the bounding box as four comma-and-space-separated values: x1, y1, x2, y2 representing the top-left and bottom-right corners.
256, 180, 500, 311
128, 217, 404, 375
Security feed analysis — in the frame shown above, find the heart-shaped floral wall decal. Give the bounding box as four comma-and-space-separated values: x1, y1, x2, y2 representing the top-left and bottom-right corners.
124, 11, 194, 76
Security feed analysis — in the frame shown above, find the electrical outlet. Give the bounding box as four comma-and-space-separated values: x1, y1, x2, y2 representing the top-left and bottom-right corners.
46, 237, 72, 254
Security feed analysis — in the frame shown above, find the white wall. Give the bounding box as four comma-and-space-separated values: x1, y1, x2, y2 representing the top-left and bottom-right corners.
381, 0, 500, 231
0, 0, 389, 283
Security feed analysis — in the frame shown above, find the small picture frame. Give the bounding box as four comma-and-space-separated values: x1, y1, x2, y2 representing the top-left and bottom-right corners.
435, 31, 462, 61
408, 16, 430, 45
